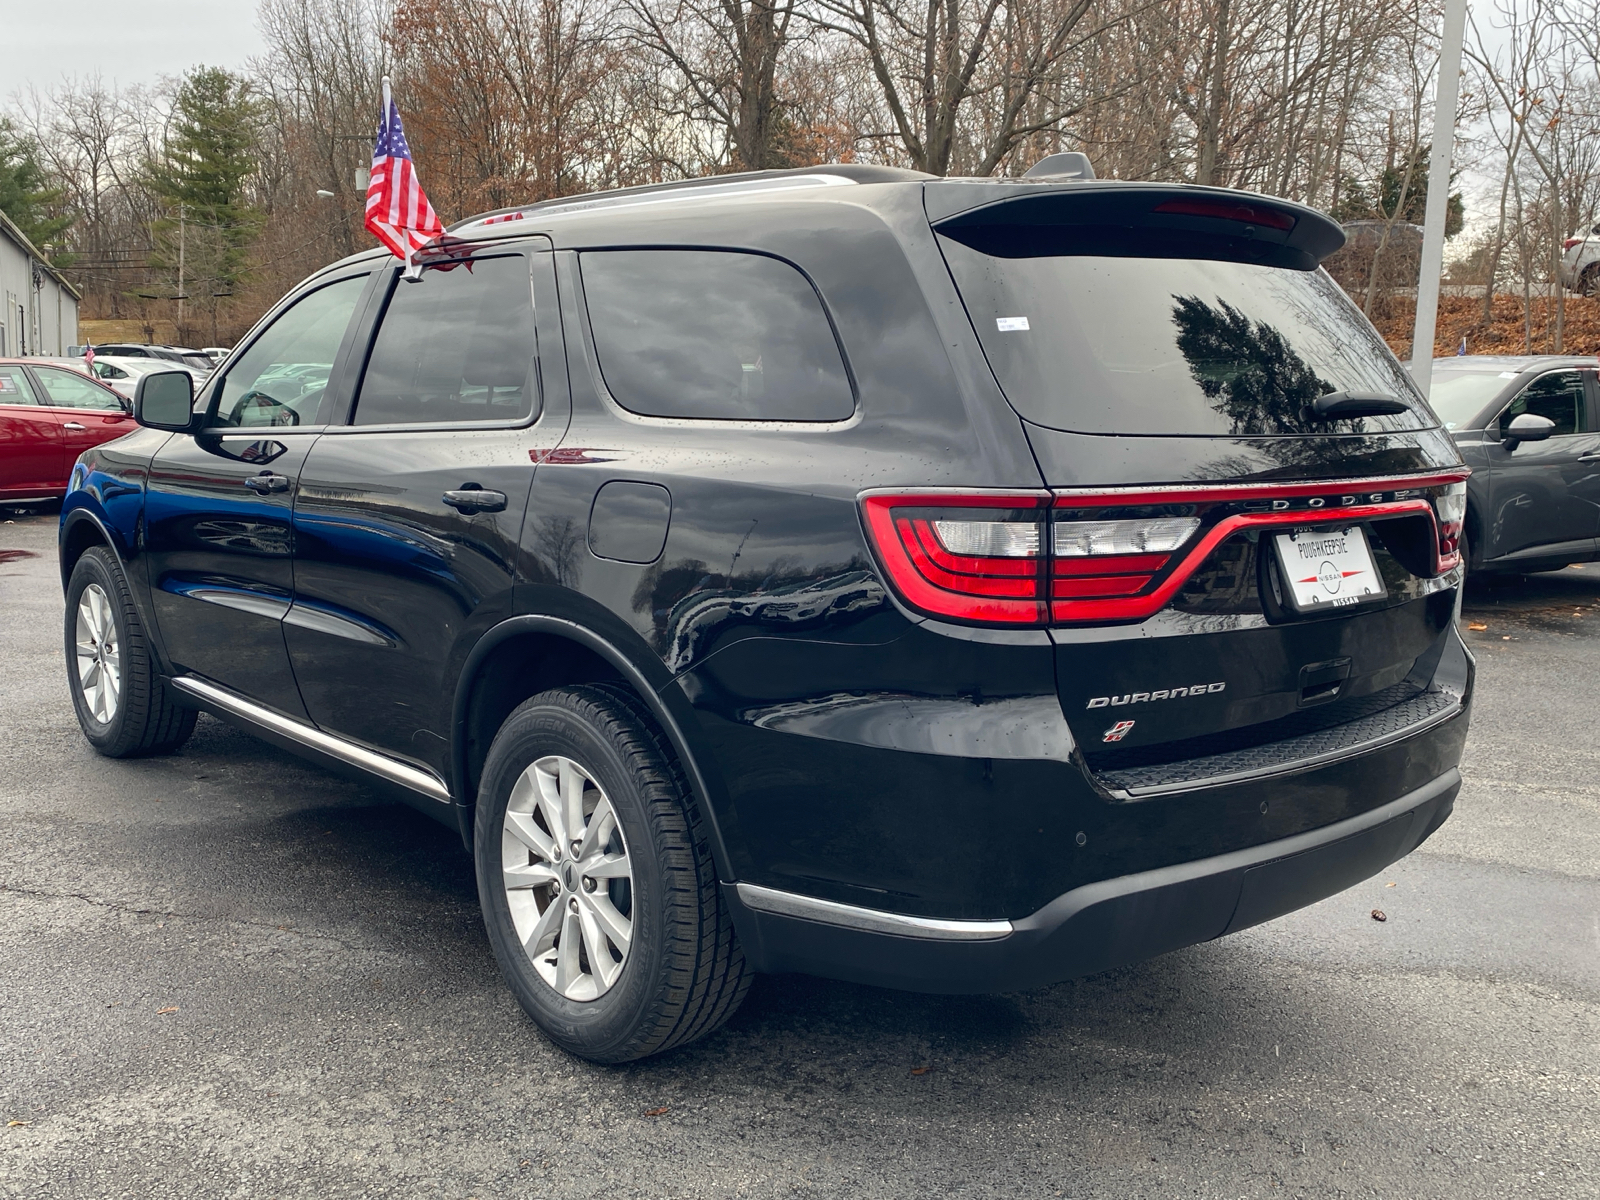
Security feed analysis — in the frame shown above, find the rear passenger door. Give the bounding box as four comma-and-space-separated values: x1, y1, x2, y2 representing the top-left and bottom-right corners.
1485, 368, 1600, 560
0, 364, 64, 498
286, 240, 565, 775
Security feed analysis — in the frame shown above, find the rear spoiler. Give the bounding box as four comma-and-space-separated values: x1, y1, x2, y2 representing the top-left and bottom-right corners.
927, 182, 1344, 270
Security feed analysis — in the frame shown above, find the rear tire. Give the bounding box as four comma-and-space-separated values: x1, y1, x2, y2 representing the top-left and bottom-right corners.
64, 546, 196, 758
1580, 264, 1600, 297
474, 684, 752, 1063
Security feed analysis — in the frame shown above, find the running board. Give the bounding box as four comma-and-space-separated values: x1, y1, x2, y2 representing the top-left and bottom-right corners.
170, 675, 452, 804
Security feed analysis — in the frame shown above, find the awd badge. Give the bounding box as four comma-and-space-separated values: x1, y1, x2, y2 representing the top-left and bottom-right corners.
1102, 720, 1136, 743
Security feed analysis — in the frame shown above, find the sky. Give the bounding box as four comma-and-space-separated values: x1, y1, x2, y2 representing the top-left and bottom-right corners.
0, 0, 265, 100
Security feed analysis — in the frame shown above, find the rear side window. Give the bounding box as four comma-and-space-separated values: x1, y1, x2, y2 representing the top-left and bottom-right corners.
938, 239, 1430, 437
580, 249, 854, 421
0, 365, 39, 403
1502, 371, 1587, 435
354, 254, 537, 427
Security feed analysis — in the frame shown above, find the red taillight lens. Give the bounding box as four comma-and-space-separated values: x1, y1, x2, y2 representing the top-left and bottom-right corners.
1151, 196, 1296, 230
862, 475, 1468, 627
1565, 238, 1584, 250
860, 493, 1049, 624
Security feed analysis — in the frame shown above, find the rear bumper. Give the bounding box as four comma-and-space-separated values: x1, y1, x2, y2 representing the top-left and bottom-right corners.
727, 766, 1458, 993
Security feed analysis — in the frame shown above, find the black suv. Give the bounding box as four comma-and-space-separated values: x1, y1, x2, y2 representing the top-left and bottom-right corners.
59, 163, 1472, 1063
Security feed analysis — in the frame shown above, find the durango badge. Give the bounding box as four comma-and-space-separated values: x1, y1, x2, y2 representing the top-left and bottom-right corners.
1102, 720, 1136, 743
1086, 682, 1226, 709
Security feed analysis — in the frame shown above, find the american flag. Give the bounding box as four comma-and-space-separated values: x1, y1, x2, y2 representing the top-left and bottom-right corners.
365, 80, 442, 263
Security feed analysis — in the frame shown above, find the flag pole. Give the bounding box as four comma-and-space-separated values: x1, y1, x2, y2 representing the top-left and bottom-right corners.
1408, 0, 1469, 400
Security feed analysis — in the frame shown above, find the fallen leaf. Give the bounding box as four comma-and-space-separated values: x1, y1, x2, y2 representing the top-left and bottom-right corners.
1386, 881, 1397, 888
910, 1067, 932, 1076
6, 1121, 28, 1128
1502, 636, 1512, 640
1467, 622, 1487, 631
643, 1107, 668, 1117
1371, 909, 1387, 922
156, 1007, 179, 1015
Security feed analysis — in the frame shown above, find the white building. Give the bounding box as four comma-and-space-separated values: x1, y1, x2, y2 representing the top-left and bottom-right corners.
0, 208, 79, 357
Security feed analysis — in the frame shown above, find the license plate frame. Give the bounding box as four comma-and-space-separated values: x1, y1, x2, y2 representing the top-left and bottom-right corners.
1271, 526, 1387, 613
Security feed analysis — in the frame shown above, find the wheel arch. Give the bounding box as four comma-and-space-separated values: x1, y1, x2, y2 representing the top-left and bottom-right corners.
59, 507, 128, 591
451, 616, 736, 880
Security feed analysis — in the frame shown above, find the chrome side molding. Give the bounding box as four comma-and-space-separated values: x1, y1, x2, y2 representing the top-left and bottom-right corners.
736, 882, 1012, 941
171, 675, 452, 804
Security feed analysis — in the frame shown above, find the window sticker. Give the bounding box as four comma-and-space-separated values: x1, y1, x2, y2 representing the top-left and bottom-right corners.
996, 316, 1030, 332
0, 375, 16, 393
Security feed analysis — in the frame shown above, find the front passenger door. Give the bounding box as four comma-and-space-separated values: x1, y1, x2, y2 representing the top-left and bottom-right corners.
142, 271, 375, 717
1484, 368, 1600, 561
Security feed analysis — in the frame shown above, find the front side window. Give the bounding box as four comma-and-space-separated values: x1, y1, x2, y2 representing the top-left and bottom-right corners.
580, 249, 855, 421
0, 364, 40, 403
353, 254, 537, 427
216, 274, 369, 428
1502, 371, 1587, 436
34, 366, 124, 410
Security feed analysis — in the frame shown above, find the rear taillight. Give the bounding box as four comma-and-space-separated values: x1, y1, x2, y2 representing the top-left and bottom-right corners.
1434, 481, 1466, 570
862, 474, 1469, 627
1565, 238, 1584, 250
859, 493, 1049, 624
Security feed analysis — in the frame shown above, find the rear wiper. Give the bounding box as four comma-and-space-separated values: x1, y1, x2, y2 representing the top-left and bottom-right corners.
1305, 390, 1410, 420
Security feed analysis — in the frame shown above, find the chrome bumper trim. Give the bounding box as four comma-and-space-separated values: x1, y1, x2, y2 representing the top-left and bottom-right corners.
736, 882, 1013, 941
171, 675, 451, 804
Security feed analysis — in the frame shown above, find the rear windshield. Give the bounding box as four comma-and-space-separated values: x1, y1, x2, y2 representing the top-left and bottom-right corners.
938, 238, 1432, 436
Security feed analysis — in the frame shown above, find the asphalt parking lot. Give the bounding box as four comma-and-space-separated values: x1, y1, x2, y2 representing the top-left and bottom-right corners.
1, 508, 1596, 1200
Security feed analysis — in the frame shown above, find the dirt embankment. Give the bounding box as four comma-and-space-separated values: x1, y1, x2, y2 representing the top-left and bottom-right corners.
1368, 294, 1600, 360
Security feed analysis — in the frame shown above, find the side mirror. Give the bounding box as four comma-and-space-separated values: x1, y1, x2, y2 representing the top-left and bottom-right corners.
133, 370, 197, 432
1503, 411, 1556, 450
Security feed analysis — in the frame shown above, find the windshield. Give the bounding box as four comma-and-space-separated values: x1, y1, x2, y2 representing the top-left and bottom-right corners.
938, 239, 1432, 436
1428, 369, 1516, 429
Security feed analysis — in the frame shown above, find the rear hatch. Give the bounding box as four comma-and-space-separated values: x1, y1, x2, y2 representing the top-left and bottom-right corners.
924, 181, 1468, 789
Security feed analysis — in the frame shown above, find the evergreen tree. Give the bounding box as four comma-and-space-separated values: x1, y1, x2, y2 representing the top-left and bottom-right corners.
0, 118, 74, 256
1331, 149, 1464, 237
146, 67, 264, 339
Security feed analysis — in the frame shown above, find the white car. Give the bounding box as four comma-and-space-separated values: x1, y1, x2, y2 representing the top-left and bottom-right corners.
86, 355, 206, 401
1558, 225, 1600, 293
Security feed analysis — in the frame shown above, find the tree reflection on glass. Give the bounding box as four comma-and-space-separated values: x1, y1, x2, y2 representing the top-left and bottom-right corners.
1170, 295, 1351, 436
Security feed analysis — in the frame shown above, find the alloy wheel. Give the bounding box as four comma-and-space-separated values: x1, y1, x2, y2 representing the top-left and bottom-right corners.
501, 754, 634, 1001
74, 583, 121, 724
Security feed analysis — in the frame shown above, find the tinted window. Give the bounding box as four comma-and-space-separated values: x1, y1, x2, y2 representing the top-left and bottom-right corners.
1503, 371, 1587, 436
939, 240, 1429, 436
33, 366, 124, 409
580, 250, 854, 421
354, 255, 537, 427
0, 365, 39, 403
218, 275, 368, 427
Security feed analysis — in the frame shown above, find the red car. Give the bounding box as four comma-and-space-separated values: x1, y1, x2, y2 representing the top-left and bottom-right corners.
0, 359, 135, 504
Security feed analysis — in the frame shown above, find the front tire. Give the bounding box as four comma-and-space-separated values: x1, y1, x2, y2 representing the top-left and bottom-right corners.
64, 546, 196, 758
474, 685, 752, 1063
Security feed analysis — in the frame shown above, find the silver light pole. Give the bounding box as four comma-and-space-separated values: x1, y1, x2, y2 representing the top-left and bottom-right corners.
1410, 0, 1471, 400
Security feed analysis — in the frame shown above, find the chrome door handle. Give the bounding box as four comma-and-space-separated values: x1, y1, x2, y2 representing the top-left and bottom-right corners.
244, 472, 291, 494
62, 421, 86, 430
442, 487, 507, 513
1580, 451, 1600, 461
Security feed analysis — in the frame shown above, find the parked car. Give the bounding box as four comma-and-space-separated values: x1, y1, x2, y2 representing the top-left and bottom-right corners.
87, 355, 206, 401
1559, 227, 1600, 294
0, 358, 133, 504
88, 343, 216, 374
200, 347, 231, 365
59, 162, 1472, 1063
1430, 354, 1600, 574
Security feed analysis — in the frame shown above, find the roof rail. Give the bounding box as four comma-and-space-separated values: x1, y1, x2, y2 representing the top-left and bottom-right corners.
448, 164, 929, 233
